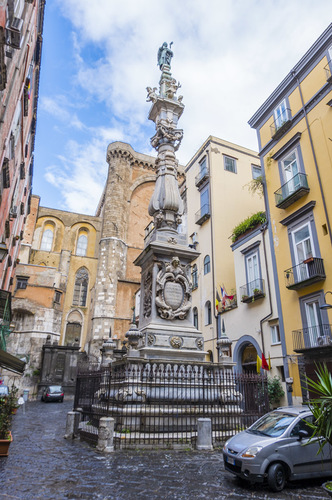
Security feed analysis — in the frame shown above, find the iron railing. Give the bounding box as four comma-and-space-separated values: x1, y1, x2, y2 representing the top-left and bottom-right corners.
325, 61, 332, 82
240, 278, 265, 303
274, 173, 309, 209
195, 204, 210, 225
195, 167, 209, 187
270, 108, 292, 139
293, 324, 332, 351
74, 362, 269, 449
284, 258, 325, 290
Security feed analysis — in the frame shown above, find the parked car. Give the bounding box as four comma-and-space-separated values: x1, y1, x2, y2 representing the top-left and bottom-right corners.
223, 406, 332, 492
0, 385, 9, 397
41, 385, 64, 403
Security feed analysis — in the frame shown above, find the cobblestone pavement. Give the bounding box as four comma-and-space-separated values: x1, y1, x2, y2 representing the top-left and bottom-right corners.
0, 400, 330, 500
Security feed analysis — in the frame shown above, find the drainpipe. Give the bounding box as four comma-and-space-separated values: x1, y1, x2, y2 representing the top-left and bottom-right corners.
259, 222, 273, 356
291, 69, 332, 246
206, 149, 220, 360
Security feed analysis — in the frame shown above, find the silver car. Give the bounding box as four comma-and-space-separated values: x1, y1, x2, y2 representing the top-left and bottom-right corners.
223, 405, 332, 492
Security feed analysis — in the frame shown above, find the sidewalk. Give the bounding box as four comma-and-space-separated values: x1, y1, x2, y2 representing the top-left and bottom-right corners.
0, 400, 329, 499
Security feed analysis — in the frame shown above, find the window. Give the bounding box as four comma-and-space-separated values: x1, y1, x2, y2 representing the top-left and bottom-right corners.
299, 291, 329, 349
72, 267, 89, 307
224, 155, 237, 173
192, 264, 198, 289
193, 307, 198, 329
76, 231, 88, 256
2, 159, 10, 188
40, 226, 54, 251
271, 325, 281, 344
200, 185, 209, 216
205, 301, 212, 325
281, 149, 300, 194
274, 99, 289, 129
16, 276, 28, 290
203, 255, 210, 275
54, 291, 62, 304
252, 165, 261, 180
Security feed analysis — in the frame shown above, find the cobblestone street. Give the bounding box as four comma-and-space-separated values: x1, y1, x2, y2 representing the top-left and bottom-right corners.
0, 400, 330, 500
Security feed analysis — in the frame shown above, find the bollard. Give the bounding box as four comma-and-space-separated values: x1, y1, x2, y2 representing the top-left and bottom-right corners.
97, 417, 115, 453
196, 418, 213, 450
64, 411, 81, 439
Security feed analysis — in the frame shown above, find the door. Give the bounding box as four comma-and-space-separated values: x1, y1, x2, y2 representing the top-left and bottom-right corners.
292, 223, 314, 282
282, 150, 300, 197
274, 99, 287, 129
289, 416, 331, 475
246, 252, 260, 295
305, 299, 322, 348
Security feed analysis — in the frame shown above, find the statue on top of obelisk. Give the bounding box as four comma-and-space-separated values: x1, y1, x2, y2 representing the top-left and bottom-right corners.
146, 43, 185, 234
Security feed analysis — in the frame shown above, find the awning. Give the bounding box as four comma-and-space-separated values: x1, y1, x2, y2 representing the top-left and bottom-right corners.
0, 349, 26, 374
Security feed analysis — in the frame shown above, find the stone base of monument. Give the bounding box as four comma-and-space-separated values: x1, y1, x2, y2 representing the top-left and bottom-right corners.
78, 358, 245, 449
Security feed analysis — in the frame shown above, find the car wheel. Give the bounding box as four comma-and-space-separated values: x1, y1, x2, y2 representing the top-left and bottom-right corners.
267, 463, 286, 492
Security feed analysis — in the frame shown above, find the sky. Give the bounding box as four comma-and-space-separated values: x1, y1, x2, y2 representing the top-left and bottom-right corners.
33, 0, 331, 215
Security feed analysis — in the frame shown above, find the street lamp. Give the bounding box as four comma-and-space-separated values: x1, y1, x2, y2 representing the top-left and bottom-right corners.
319, 291, 332, 310
0, 242, 8, 262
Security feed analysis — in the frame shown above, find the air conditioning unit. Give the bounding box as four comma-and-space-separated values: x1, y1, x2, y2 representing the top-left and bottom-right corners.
6, 17, 23, 50
9, 206, 17, 219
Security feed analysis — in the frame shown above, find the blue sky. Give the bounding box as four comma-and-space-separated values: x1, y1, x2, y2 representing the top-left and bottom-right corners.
34, 0, 331, 215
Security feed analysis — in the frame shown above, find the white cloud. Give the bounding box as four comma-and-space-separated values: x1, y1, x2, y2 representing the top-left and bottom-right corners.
41, 0, 331, 213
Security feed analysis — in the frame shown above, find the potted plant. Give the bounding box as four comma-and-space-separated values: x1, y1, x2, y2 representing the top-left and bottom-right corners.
306, 364, 332, 496
267, 376, 285, 409
0, 397, 13, 456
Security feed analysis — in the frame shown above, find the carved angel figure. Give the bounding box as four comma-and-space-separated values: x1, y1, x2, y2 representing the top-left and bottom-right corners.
146, 87, 158, 103
157, 42, 173, 69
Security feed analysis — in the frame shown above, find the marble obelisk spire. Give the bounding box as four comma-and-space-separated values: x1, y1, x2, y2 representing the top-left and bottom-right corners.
133, 43, 206, 361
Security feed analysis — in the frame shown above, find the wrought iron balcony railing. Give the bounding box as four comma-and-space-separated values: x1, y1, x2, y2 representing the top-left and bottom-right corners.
284, 257, 325, 290
195, 203, 210, 225
240, 278, 265, 303
270, 108, 292, 140
274, 172, 309, 209
195, 167, 209, 187
293, 324, 332, 352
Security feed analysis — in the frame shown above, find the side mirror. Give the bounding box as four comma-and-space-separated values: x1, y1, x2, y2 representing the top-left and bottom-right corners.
298, 429, 309, 441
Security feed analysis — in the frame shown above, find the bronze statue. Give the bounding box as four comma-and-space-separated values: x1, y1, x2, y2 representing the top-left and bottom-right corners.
157, 42, 173, 69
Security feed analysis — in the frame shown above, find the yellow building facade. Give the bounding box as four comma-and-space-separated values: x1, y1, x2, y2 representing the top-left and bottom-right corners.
185, 136, 264, 362
249, 24, 332, 403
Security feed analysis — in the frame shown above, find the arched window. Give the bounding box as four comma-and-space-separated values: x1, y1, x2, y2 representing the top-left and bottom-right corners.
203, 255, 210, 274
192, 264, 198, 289
76, 230, 88, 256
205, 301, 212, 325
40, 224, 54, 251
193, 307, 198, 329
72, 267, 89, 306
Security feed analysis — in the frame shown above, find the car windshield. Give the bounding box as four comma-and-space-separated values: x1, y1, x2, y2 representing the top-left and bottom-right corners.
248, 411, 297, 437
49, 386, 62, 393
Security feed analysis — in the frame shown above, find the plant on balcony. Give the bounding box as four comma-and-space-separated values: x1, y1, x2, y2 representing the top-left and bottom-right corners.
305, 363, 332, 496
253, 288, 262, 295
231, 211, 266, 243
245, 175, 264, 198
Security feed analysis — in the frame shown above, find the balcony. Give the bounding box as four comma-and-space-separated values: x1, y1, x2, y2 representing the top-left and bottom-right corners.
219, 295, 237, 313
195, 204, 210, 225
195, 167, 209, 188
285, 257, 325, 290
293, 324, 332, 352
240, 278, 265, 303
270, 108, 292, 140
324, 61, 332, 83
274, 173, 309, 209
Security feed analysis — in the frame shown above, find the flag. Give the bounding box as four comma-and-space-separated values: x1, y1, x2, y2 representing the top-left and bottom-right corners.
268, 354, 271, 370
256, 355, 262, 373
262, 353, 269, 370
216, 290, 221, 311
221, 284, 234, 302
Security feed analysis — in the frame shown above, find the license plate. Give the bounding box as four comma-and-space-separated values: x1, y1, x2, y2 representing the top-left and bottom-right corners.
226, 456, 235, 466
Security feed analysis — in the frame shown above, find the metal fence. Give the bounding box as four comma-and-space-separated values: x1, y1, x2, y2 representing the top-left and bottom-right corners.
74, 362, 269, 449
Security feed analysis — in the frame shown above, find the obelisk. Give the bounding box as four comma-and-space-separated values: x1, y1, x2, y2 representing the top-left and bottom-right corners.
134, 43, 206, 361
